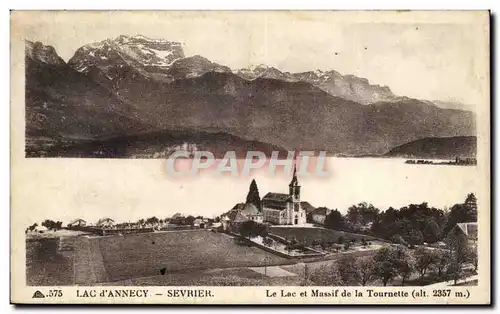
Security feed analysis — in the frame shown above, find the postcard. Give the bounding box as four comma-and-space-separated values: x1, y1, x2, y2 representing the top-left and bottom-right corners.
10, 10, 490, 304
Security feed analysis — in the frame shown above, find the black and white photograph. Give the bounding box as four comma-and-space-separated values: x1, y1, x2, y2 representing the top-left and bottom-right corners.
10, 10, 490, 304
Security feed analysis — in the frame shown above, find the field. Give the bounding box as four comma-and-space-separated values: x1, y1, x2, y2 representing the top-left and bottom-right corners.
269, 226, 382, 246
26, 228, 388, 286
26, 238, 75, 286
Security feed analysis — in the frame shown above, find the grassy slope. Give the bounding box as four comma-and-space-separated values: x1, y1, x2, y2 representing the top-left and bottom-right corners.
95, 230, 290, 282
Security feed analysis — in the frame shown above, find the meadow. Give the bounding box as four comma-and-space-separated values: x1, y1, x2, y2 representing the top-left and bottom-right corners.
96, 230, 291, 282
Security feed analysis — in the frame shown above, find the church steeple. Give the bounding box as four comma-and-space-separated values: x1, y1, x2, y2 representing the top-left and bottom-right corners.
289, 164, 300, 201
289, 165, 299, 187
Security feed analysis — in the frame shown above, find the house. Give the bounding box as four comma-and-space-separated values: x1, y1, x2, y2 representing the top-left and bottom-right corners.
225, 203, 264, 232
311, 207, 331, 225
300, 201, 316, 216
240, 203, 263, 223
449, 222, 478, 245
96, 217, 115, 228
261, 167, 307, 225
193, 218, 205, 228
34, 225, 49, 233
67, 218, 86, 228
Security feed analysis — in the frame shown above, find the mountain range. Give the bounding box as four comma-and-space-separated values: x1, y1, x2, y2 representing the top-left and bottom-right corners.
25, 35, 476, 157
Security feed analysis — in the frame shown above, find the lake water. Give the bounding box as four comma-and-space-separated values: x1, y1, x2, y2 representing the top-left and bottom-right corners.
16, 157, 479, 225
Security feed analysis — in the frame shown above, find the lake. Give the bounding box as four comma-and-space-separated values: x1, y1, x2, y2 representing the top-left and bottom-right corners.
15, 157, 479, 225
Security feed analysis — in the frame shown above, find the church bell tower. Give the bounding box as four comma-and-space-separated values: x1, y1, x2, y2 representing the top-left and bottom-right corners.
289, 165, 301, 202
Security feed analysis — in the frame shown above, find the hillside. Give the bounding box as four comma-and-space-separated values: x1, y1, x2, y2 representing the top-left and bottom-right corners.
25, 36, 477, 157
26, 129, 288, 158
385, 136, 477, 159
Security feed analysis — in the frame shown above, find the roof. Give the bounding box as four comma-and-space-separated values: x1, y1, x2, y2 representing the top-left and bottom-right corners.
97, 217, 114, 225
289, 166, 299, 187
193, 218, 203, 224
301, 202, 316, 214
240, 203, 261, 216
232, 203, 245, 211
226, 210, 240, 221
68, 218, 86, 225
312, 207, 330, 216
232, 211, 250, 223
262, 192, 291, 202
456, 222, 478, 240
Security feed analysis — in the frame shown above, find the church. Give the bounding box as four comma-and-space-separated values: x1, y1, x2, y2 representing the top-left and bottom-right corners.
261, 167, 307, 225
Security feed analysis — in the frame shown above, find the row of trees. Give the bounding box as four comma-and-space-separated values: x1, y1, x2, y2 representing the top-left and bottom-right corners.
238, 220, 269, 239
318, 193, 477, 246
312, 232, 476, 286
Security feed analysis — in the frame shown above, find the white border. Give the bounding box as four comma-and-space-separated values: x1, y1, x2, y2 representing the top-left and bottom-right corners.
2, 1, 498, 313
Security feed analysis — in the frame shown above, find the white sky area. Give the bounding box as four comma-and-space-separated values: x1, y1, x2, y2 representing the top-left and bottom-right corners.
18, 11, 487, 105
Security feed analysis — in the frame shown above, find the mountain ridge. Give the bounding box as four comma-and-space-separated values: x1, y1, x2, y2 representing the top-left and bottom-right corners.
385, 136, 477, 159
25, 37, 477, 157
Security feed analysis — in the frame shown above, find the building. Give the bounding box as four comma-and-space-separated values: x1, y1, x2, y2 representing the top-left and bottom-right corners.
449, 222, 478, 245
96, 217, 115, 228
224, 203, 264, 232
310, 207, 331, 225
67, 218, 86, 228
262, 167, 307, 225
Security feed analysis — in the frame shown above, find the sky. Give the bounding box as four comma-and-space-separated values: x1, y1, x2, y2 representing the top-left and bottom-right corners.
14, 11, 488, 106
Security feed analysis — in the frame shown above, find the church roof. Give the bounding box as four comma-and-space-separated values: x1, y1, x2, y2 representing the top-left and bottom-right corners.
240, 203, 261, 216
262, 192, 291, 202
300, 202, 316, 214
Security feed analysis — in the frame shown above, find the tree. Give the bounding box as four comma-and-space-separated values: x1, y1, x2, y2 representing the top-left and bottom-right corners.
372, 247, 399, 286
27, 223, 38, 232
408, 229, 424, 245
41, 219, 62, 230
324, 209, 345, 230
393, 246, 415, 286
246, 179, 261, 210
445, 229, 476, 283
372, 246, 414, 286
310, 264, 343, 286
239, 220, 259, 239
442, 196, 477, 237
146, 216, 159, 226
185, 215, 196, 226
432, 250, 452, 280
464, 193, 477, 211
357, 256, 375, 286
346, 202, 379, 229
338, 255, 361, 285
446, 260, 464, 284
414, 247, 437, 283
390, 234, 407, 246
